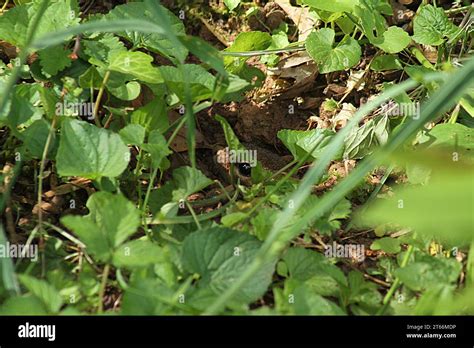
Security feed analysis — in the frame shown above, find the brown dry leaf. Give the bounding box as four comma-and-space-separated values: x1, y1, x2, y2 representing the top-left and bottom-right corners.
0, 40, 18, 59
332, 103, 356, 131
275, 0, 317, 41
421, 45, 438, 64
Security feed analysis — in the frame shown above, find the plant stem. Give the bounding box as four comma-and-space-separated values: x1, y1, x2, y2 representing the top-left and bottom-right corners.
185, 201, 202, 229
36, 115, 57, 230
93, 70, 111, 127
98, 263, 110, 314
377, 244, 415, 315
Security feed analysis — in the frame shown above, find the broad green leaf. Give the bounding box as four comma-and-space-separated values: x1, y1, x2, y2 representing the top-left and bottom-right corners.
61, 192, 140, 262
0, 0, 80, 48
225, 31, 272, 54
305, 28, 361, 73
109, 51, 163, 84
413, 5, 459, 46
293, 283, 346, 315
308, 197, 352, 235
131, 98, 169, 134
224, 31, 272, 73
56, 119, 130, 179
370, 237, 401, 254
142, 130, 172, 170
0, 295, 48, 315
355, 5, 410, 53
282, 248, 347, 285
224, 0, 241, 11
112, 239, 163, 268
78, 67, 103, 89
83, 34, 126, 69
119, 124, 146, 146
103, 2, 187, 62
107, 79, 141, 101
182, 227, 276, 303
21, 119, 55, 159
373, 26, 411, 54
18, 274, 63, 313
121, 278, 176, 315
420, 123, 474, 160
278, 128, 337, 161
343, 115, 389, 159
360, 161, 474, 246
394, 254, 462, 292
370, 55, 403, 71
171, 166, 213, 201
159, 64, 215, 102
302, 0, 358, 13
38, 45, 72, 77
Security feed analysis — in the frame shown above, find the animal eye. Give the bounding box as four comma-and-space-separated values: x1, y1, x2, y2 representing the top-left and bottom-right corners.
237, 163, 252, 177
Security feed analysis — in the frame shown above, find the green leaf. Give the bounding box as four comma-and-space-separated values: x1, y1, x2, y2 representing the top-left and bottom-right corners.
83, 34, 126, 69
305, 28, 361, 73
343, 115, 389, 159
310, 197, 352, 235
394, 254, 462, 292
0, 225, 19, 294
302, 0, 358, 13
224, 31, 272, 73
18, 274, 63, 313
282, 247, 347, 285
22, 119, 55, 159
370, 55, 403, 71
0, 295, 48, 315
370, 237, 401, 254
171, 166, 213, 201
373, 26, 411, 54
355, 4, 410, 53
38, 45, 72, 77
360, 160, 474, 246
0, 0, 80, 48
103, 68, 143, 101
293, 283, 346, 315
413, 5, 459, 46
131, 98, 168, 134
179, 36, 227, 77
112, 239, 163, 268
159, 64, 215, 102
61, 192, 140, 262
109, 51, 163, 84
142, 130, 172, 170
278, 128, 337, 161
215, 114, 245, 151
224, 0, 241, 11
119, 124, 146, 146
56, 119, 130, 179
420, 123, 474, 160
182, 227, 276, 303
103, 2, 187, 62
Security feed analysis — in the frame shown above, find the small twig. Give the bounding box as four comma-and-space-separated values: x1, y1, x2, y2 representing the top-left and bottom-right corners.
0, 0, 10, 13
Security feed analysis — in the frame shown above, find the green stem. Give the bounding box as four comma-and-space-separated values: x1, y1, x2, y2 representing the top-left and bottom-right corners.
36, 115, 57, 230
377, 244, 415, 315
185, 201, 202, 229
93, 70, 111, 127
98, 263, 110, 314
